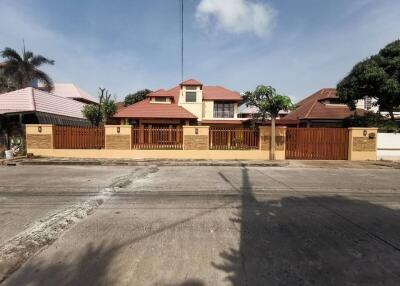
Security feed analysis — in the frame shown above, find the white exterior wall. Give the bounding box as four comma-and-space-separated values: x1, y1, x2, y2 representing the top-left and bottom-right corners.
377, 133, 400, 161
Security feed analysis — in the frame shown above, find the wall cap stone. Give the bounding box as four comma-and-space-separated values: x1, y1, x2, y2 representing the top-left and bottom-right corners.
348, 127, 378, 130
25, 124, 54, 127
183, 126, 209, 129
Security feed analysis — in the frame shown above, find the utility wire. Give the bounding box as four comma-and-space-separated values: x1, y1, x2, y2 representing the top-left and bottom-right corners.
179, 0, 184, 82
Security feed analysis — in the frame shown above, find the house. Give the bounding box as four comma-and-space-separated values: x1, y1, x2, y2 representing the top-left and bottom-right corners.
114, 79, 248, 127
238, 104, 289, 119
51, 83, 98, 104
280, 88, 366, 127
0, 86, 92, 154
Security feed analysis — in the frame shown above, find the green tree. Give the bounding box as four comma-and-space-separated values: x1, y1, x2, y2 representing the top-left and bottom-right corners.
124, 89, 152, 106
83, 88, 117, 126
244, 85, 293, 160
0, 47, 55, 91
337, 40, 400, 121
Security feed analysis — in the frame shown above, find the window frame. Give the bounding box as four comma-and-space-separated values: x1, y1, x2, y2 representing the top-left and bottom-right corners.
185, 91, 197, 103
213, 102, 235, 118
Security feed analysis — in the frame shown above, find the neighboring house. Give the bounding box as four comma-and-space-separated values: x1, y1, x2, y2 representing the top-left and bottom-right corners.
0, 87, 91, 153
51, 83, 98, 104
280, 88, 366, 127
238, 104, 289, 119
114, 79, 248, 127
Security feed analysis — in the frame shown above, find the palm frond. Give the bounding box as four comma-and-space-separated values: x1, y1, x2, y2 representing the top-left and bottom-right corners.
34, 69, 54, 91
23, 51, 34, 62
30, 55, 55, 67
1, 47, 22, 62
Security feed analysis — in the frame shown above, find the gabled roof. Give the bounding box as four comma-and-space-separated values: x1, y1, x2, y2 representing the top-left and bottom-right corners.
52, 83, 97, 104
284, 88, 365, 121
180, 79, 203, 86
0, 87, 86, 119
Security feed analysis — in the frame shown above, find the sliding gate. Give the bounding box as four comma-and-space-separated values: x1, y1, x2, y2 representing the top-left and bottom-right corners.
286, 128, 349, 160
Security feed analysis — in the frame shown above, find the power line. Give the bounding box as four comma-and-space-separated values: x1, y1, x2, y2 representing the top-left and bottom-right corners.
179, 0, 184, 82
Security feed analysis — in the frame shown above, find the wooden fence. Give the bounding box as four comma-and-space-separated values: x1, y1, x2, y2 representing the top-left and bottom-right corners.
286, 128, 349, 160
131, 127, 183, 149
53, 126, 105, 149
209, 128, 259, 150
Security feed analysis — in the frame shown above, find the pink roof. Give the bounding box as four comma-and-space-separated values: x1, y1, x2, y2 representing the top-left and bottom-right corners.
0, 87, 86, 119
52, 83, 97, 104
180, 79, 203, 86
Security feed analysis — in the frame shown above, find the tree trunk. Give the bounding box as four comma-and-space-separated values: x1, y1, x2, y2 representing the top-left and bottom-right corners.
388, 107, 395, 121
270, 116, 276, 160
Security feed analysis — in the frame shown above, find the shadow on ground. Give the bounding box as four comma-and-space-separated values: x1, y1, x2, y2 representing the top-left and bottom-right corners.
4, 168, 400, 286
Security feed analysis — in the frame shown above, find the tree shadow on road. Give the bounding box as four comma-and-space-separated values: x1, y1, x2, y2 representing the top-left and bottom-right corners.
213, 167, 400, 285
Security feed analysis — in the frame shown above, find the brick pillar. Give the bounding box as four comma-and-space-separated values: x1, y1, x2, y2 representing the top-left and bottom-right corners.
105, 125, 132, 150
183, 126, 209, 150
26, 124, 54, 151
348, 127, 378, 161
259, 126, 286, 160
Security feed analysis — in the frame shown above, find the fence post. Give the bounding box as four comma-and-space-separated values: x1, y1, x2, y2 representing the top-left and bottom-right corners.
259, 126, 286, 160
183, 126, 209, 150
26, 124, 54, 152
105, 125, 132, 150
348, 127, 378, 161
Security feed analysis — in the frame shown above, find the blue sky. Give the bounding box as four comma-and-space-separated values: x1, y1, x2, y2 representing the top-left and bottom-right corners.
1, 0, 399, 101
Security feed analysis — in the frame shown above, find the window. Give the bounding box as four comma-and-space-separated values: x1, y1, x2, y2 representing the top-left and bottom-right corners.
155, 97, 167, 102
185, 92, 197, 102
364, 96, 372, 110
214, 102, 234, 118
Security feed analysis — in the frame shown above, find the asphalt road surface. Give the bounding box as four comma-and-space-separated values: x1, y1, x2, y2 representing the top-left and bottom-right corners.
2, 165, 400, 286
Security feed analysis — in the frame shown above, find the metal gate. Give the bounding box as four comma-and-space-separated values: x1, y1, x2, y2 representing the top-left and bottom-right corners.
286, 128, 349, 160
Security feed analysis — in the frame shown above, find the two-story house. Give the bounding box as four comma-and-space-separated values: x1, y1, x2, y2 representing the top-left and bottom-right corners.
114, 79, 248, 127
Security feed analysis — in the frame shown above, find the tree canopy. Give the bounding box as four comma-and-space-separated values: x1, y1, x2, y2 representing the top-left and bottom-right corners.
82, 88, 117, 126
124, 89, 152, 106
0, 47, 55, 92
337, 40, 400, 120
244, 85, 293, 122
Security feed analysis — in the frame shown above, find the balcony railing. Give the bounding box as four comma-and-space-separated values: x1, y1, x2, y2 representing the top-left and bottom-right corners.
213, 111, 234, 118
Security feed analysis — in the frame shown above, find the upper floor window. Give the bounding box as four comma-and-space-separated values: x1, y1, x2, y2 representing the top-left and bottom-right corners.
155, 97, 167, 102
185, 92, 197, 102
364, 96, 372, 110
214, 102, 234, 118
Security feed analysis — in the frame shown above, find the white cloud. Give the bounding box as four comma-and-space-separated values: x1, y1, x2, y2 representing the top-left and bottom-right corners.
195, 0, 276, 37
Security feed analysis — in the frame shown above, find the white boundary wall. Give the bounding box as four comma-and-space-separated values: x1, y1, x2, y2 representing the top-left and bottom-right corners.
377, 133, 400, 161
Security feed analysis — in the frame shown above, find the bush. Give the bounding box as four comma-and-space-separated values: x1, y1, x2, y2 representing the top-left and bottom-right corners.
343, 112, 400, 133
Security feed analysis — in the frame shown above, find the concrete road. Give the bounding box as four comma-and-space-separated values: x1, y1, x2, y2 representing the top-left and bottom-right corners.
3, 165, 400, 286
0, 165, 132, 245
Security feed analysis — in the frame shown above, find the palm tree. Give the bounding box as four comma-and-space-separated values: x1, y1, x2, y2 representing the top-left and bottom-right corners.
244, 85, 293, 160
0, 47, 55, 91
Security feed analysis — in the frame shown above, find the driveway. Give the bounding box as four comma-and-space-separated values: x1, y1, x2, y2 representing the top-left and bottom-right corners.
2, 165, 400, 285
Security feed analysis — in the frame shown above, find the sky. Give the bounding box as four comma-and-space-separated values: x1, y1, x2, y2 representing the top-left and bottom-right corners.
0, 0, 399, 102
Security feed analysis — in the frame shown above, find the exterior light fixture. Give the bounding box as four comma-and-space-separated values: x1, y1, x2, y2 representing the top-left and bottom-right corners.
363, 130, 368, 136
117, 127, 121, 134
38, 126, 42, 133
195, 128, 199, 135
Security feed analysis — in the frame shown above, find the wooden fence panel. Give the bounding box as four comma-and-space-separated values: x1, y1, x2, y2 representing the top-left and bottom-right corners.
131, 127, 183, 149
286, 128, 349, 160
209, 128, 259, 150
53, 126, 105, 149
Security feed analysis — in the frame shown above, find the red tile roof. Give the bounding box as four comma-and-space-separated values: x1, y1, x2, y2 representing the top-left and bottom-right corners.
201, 119, 249, 125
180, 79, 203, 86
114, 98, 197, 119
284, 88, 365, 121
203, 86, 242, 101
114, 81, 241, 119
147, 89, 175, 98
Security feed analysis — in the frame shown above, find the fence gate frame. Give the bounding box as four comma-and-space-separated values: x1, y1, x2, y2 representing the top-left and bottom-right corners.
285, 128, 349, 160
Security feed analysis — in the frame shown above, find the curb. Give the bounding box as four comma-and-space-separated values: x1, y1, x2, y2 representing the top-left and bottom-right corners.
14, 159, 289, 167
